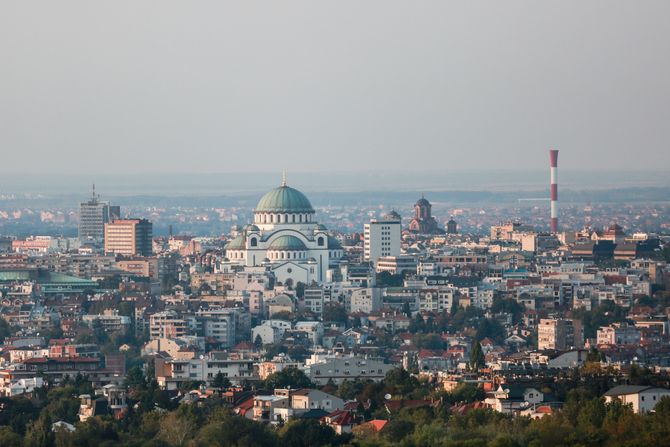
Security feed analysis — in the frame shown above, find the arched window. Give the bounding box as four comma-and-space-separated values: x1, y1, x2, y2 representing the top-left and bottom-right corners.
318, 237, 324, 246
250, 238, 257, 247
292, 215, 296, 223
284, 214, 288, 223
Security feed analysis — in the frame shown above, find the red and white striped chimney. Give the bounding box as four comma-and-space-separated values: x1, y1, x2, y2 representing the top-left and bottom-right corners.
550, 149, 559, 233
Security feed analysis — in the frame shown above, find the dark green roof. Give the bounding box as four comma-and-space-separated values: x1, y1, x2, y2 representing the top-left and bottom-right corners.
0, 271, 32, 282
39, 271, 98, 284
0, 269, 98, 294
255, 185, 314, 213
268, 235, 307, 251
226, 235, 246, 250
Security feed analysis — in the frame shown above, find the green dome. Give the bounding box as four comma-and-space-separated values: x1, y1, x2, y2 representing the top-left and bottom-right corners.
225, 235, 246, 250
268, 235, 307, 251
255, 185, 314, 213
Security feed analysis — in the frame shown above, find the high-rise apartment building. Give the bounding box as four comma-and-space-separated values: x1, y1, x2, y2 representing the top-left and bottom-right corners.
149, 311, 187, 339
538, 318, 583, 350
79, 186, 120, 244
303, 286, 325, 316
104, 219, 153, 256
364, 211, 401, 265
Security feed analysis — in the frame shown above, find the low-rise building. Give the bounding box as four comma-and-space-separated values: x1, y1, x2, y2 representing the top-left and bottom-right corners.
603, 385, 670, 413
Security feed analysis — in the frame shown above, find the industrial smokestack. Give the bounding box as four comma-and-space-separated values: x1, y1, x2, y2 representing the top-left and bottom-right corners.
550, 149, 559, 233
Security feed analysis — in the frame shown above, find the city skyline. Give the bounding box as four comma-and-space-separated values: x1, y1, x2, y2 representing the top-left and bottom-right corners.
1, 3, 670, 446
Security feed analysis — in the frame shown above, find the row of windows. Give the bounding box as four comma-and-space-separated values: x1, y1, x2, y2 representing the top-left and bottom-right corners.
314, 368, 384, 375
255, 213, 313, 224
268, 251, 306, 260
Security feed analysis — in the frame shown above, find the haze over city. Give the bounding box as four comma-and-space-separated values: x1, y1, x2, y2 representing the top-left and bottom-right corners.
3, 1, 670, 175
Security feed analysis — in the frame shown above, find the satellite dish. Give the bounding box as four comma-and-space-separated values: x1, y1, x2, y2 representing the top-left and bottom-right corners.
384, 394, 392, 400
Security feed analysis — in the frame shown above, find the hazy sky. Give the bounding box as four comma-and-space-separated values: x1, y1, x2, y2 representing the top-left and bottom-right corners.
2, 1, 669, 175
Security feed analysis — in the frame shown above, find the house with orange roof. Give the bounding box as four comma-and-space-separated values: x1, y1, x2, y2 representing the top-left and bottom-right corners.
322, 409, 355, 434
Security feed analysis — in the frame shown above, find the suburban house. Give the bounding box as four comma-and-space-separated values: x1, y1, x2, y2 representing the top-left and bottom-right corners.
603, 385, 670, 413
485, 384, 544, 414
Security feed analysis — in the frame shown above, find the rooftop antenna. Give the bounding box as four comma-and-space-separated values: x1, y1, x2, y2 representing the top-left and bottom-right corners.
92, 183, 97, 200
281, 170, 287, 187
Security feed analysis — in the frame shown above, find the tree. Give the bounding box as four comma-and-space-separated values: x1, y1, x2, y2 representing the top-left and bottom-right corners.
0, 427, 22, 447
126, 366, 147, 390
384, 368, 419, 397
254, 334, 264, 349
490, 298, 525, 324
24, 411, 54, 447
179, 380, 204, 392
383, 419, 415, 442
295, 282, 306, 299
212, 372, 231, 390
413, 333, 444, 350
469, 341, 485, 371
376, 271, 403, 287
262, 367, 313, 390
197, 411, 277, 447
157, 409, 198, 446
322, 303, 347, 323
448, 383, 485, 404
280, 419, 345, 447
474, 318, 505, 344
402, 301, 411, 317
0, 318, 16, 343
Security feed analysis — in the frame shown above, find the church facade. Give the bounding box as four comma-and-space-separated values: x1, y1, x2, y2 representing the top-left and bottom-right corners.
408, 196, 444, 234
224, 179, 343, 285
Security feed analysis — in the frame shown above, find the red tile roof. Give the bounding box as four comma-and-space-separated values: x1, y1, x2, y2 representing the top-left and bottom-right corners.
367, 419, 388, 432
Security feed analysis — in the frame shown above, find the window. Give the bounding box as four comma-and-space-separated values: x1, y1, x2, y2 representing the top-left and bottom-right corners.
250, 238, 257, 247
318, 237, 324, 246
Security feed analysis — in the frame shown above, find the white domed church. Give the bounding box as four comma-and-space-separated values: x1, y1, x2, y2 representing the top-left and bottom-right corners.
225, 177, 343, 285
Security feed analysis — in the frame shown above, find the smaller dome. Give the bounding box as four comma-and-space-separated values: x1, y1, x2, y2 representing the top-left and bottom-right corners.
316, 224, 328, 231
327, 236, 342, 250
269, 294, 293, 306
268, 235, 307, 251
244, 224, 260, 232
225, 235, 246, 250
416, 197, 430, 206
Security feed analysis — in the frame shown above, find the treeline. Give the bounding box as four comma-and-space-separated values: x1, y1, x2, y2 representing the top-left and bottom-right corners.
1, 366, 670, 447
